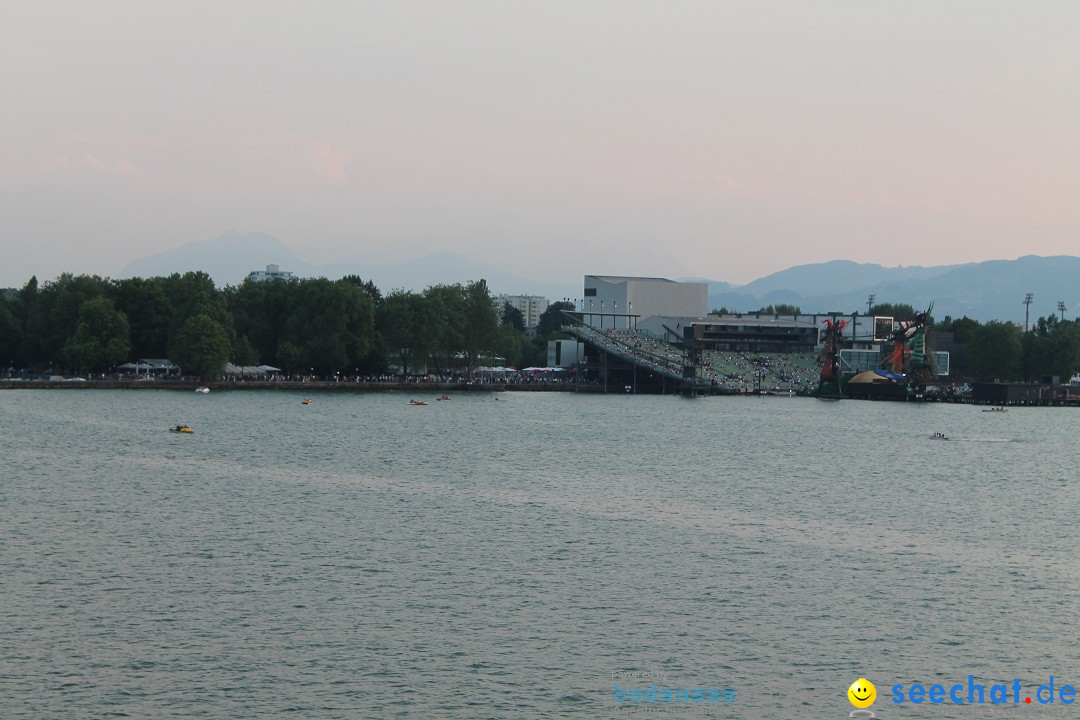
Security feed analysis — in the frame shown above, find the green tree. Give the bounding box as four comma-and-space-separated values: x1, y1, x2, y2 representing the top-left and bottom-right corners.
756, 304, 802, 315
27, 273, 111, 367
1034, 314, 1059, 337
949, 316, 980, 344
492, 322, 527, 369
1047, 322, 1080, 380
341, 275, 383, 309
16, 276, 40, 366
1020, 315, 1074, 380
519, 336, 549, 368
1021, 330, 1051, 380
869, 303, 918, 320
112, 276, 173, 359
379, 290, 432, 375
225, 276, 295, 366
162, 272, 235, 365
356, 334, 389, 375
502, 302, 525, 332
536, 301, 574, 338
301, 335, 349, 375
337, 280, 377, 368
233, 335, 260, 366
424, 284, 465, 374
276, 339, 301, 374
0, 297, 23, 369
460, 280, 500, 373
62, 297, 131, 373
173, 313, 231, 381
280, 278, 375, 375
969, 321, 1022, 381
160, 271, 228, 324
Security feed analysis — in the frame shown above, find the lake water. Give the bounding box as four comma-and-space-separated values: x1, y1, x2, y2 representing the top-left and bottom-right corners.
2, 389, 1079, 718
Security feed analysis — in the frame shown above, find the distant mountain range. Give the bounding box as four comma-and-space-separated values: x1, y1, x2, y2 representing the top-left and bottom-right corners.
118, 232, 1080, 323
703, 257, 1080, 324
119, 231, 581, 301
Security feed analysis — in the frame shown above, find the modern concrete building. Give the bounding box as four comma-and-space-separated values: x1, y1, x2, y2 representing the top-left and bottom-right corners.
248, 264, 295, 282
580, 276, 707, 330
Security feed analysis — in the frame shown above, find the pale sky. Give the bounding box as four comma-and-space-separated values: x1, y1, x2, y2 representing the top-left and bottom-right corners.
2, 1, 1079, 289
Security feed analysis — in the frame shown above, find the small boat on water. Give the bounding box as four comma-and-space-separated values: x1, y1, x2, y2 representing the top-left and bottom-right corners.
930, 432, 949, 440
437, 395, 452, 401
301, 398, 313, 405
982, 407, 1007, 413
409, 399, 428, 406
170, 424, 194, 434
195, 386, 210, 394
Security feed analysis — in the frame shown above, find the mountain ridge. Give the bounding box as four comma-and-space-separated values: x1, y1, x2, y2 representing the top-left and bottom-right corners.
706, 255, 1080, 323
119, 231, 580, 300
116, 233, 1079, 323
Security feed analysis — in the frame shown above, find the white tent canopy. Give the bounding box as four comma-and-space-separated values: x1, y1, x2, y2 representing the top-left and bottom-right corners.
117, 362, 155, 372
224, 364, 282, 375
225, 364, 262, 375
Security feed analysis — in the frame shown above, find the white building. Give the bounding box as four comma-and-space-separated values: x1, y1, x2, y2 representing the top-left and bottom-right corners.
581, 276, 707, 330
248, 264, 295, 282
496, 294, 549, 330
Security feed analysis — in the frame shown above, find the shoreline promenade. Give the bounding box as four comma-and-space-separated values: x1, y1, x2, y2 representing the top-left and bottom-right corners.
0, 379, 598, 393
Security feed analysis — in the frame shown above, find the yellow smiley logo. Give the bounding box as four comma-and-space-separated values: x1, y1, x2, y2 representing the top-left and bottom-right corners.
848, 678, 876, 708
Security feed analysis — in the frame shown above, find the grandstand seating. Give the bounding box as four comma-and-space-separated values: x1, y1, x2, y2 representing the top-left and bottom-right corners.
565, 325, 820, 393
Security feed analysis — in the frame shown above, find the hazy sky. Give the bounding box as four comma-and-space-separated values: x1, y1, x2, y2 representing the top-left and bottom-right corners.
3, 1, 1079, 288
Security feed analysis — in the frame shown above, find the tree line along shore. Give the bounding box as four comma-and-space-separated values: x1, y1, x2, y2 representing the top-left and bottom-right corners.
1, 273, 1077, 384
0, 272, 575, 381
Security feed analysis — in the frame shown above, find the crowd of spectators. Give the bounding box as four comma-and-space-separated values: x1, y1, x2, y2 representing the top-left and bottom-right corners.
700, 350, 819, 393
568, 326, 687, 377
2, 368, 587, 386
565, 326, 821, 393
7, 328, 823, 391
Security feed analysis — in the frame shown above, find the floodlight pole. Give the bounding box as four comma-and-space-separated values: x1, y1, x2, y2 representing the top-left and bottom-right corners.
1023, 293, 1034, 332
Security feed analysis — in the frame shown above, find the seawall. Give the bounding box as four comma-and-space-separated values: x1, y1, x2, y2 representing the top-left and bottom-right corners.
0, 380, 602, 393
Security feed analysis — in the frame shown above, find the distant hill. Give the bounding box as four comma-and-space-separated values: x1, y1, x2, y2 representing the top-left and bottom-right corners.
675, 277, 735, 298
738, 260, 967, 297
317, 251, 579, 299
120, 231, 314, 283
708, 256, 1080, 323
118, 235, 1080, 322
119, 231, 579, 299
